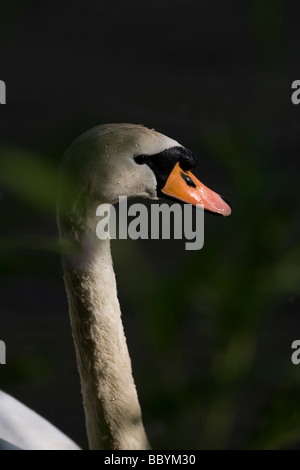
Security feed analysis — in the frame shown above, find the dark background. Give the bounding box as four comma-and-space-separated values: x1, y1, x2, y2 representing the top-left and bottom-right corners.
0, 0, 300, 449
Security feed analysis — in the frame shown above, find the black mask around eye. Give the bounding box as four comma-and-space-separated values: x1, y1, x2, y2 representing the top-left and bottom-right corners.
134, 146, 197, 191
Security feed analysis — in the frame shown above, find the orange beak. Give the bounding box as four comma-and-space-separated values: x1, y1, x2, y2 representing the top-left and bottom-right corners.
161, 163, 231, 216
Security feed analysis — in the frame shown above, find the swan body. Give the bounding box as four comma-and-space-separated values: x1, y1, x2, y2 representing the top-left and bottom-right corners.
0, 391, 80, 450
0, 124, 231, 450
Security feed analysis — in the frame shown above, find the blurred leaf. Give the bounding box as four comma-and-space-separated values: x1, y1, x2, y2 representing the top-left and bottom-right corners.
0, 146, 74, 215
0, 147, 59, 212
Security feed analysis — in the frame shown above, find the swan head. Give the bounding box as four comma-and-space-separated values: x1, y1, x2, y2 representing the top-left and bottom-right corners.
59, 123, 231, 230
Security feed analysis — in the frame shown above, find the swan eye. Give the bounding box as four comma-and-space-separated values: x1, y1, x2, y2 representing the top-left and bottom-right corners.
134, 146, 198, 193
134, 155, 149, 165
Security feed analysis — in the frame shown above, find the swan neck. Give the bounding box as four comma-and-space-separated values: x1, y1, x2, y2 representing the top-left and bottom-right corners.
61, 213, 149, 450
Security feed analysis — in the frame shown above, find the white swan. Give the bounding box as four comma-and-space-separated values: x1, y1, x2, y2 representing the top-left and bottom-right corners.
0, 124, 231, 450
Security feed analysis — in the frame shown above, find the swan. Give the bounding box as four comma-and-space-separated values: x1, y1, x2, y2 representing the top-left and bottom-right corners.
0, 124, 231, 450
0, 391, 80, 450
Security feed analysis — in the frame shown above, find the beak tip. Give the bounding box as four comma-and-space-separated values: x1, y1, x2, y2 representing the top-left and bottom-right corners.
220, 196, 232, 217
